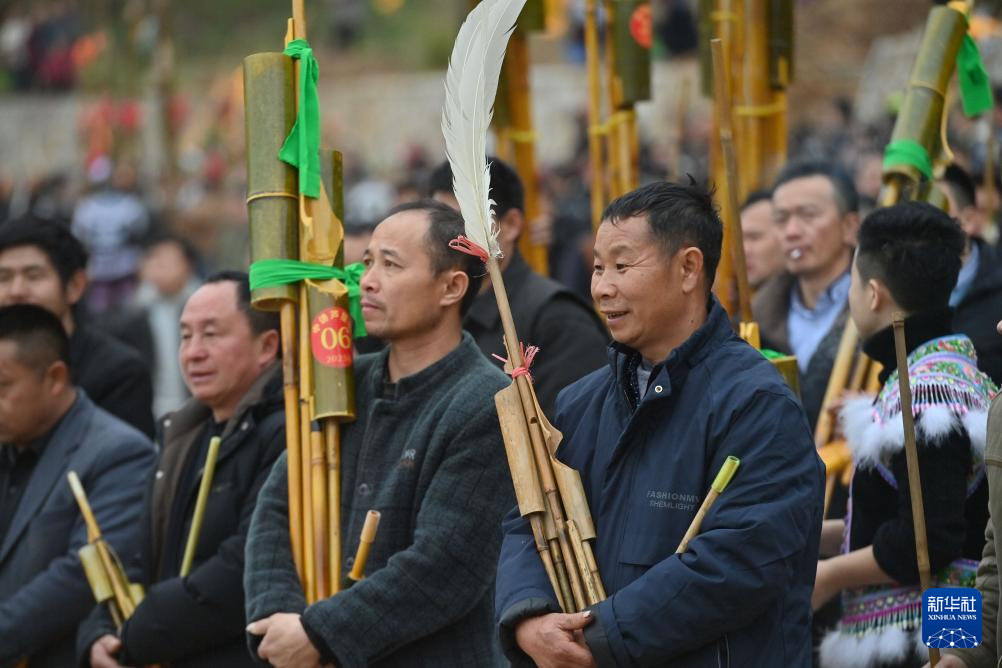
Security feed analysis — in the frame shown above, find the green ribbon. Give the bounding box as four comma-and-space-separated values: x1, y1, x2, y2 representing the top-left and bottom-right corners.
279, 39, 321, 198
249, 258, 367, 337
760, 348, 785, 361
882, 139, 933, 181
957, 34, 993, 117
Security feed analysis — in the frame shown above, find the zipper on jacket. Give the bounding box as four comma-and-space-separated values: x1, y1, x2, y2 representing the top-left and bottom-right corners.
716, 633, 730, 668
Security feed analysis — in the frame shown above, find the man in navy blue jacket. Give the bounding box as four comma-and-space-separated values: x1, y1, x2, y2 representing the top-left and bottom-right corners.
495, 181, 825, 668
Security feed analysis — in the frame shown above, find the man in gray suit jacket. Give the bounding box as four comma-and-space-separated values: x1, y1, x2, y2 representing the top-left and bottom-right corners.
0, 304, 155, 667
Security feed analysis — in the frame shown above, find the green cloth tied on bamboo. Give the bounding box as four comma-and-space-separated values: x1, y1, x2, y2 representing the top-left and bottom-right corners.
760, 348, 785, 361
882, 139, 933, 181
279, 39, 321, 198
250, 258, 367, 337
957, 34, 993, 117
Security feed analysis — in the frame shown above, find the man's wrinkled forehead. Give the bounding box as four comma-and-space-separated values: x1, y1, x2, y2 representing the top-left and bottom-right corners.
596, 215, 660, 254
180, 282, 241, 329
368, 211, 431, 261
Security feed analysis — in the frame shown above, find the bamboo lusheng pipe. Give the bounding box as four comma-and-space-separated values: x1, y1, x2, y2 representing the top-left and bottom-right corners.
672, 73, 691, 180
814, 320, 860, 450
309, 423, 329, 599
243, 46, 305, 584
67, 472, 138, 621
280, 305, 304, 582
736, 0, 786, 190
584, 0, 606, 230
347, 510, 381, 582
298, 282, 316, 602
325, 420, 341, 593
602, 0, 624, 198
710, 39, 753, 325
180, 436, 222, 577
820, 442, 851, 519
610, 0, 650, 194
495, 383, 571, 610
310, 149, 355, 597
892, 313, 940, 667
500, 28, 549, 275
881, 5, 967, 191
488, 256, 605, 610
706, 0, 738, 317
819, 354, 872, 517
676, 456, 740, 553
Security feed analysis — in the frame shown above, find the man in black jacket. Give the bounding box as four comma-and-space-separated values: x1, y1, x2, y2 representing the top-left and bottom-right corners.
0, 218, 154, 436
938, 163, 1002, 385
429, 157, 609, 417
78, 271, 284, 667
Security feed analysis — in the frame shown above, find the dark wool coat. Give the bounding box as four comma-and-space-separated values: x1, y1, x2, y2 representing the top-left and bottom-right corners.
76, 365, 285, 667
496, 298, 824, 668
245, 334, 513, 667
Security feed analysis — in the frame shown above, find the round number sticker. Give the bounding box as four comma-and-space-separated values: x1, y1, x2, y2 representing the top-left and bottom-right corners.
310, 306, 353, 368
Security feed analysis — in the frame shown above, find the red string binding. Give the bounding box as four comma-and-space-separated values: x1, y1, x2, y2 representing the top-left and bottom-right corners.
449, 235, 490, 262
492, 343, 540, 383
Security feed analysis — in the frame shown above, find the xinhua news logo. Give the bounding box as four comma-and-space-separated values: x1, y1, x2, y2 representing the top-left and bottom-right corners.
922, 588, 982, 649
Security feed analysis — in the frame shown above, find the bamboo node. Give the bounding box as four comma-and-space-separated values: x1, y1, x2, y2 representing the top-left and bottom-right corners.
246, 191, 300, 205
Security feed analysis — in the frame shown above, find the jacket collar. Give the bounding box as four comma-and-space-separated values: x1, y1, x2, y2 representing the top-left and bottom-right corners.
162, 362, 281, 444
0, 391, 93, 563
362, 332, 484, 401
609, 296, 734, 407
965, 237, 1002, 302
862, 308, 954, 384
752, 272, 797, 352
465, 251, 532, 331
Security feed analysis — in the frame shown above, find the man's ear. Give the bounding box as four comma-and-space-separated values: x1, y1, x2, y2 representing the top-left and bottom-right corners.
840, 212, 861, 246
678, 247, 705, 294
65, 269, 88, 307
440, 269, 470, 310
867, 277, 885, 313
45, 360, 71, 394
256, 329, 280, 367
499, 209, 524, 245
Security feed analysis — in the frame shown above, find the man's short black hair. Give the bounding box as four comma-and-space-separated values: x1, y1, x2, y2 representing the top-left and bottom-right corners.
144, 232, 200, 269
428, 157, 525, 220
0, 217, 88, 285
855, 201, 965, 313
601, 180, 723, 292
383, 199, 485, 316
940, 163, 977, 212
773, 161, 859, 216
741, 189, 772, 211
204, 270, 280, 336
0, 303, 70, 374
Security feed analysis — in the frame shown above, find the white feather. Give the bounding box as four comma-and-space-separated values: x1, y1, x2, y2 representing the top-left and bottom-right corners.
441, 0, 527, 258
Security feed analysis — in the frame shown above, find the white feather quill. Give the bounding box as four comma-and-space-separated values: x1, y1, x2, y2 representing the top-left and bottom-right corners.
441, 0, 527, 259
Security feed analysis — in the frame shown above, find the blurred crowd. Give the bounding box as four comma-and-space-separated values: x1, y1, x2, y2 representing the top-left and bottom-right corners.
1, 83, 1001, 425
0, 2, 86, 92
